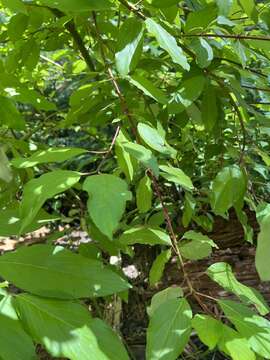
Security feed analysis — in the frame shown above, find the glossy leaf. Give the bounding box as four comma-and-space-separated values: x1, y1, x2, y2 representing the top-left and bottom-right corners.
136, 175, 152, 213
0, 205, 59, 237
255, 210, 270, 281
115, 18, 144, 76
16, 294, 129, 360
149, 249, 171, 286
219, 300, 270, 359
19, 171, 81, 233
192, 314, 221, 350
122, 142, 159, 177
190, 38, 213, 68
0, 295, 36, 360
192, 314, 256, 360
179, 231, 218, 260
207, 262, 269, 315
201, 84, 218, 131
119, 226, 171, 246
238, 0, 258, 22
185, 4, 217, 31
216, 0, 233, 16
130, 74, 168, 104
182, 193, 196, 228
146, 298, 192, 360
210, 165, 247, 216
12, 147, 87, 168
145, 18, 189, 70
115, 130, 136, 182
147, 287, 183, 317
138, 123, 176, 156
83, 174, 132, 239
159, 165, 193, 190
0, 245, 130, 298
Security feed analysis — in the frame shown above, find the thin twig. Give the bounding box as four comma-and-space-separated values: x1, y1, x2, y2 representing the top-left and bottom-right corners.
97, 125, 121, 172
92, 11, 138, 139
182, 33, 270, 41
93, 9, 193, 292
242, 84, 270, 92
148, 170, 194, 294
40, 54, 63, 69
117, 0, 146, 20
50, 8, 96, 71
217, 57, 267, 78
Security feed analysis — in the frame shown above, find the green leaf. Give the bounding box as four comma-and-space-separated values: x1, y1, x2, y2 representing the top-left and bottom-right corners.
149, 249, 171, 286
234, 40, 248, 68
185, 4, 217, 32
216, 0, 233, 16
182, 230, 217, 247
122, 141, 159, 177
16, 294, 129, 360
145, 18, 189, 70
238, 0, 258, 22
146, 298, 192, 360
83, 174, 132, 239
219, 325, 256, 360
115, 130, 136, 182
38, 0, 113, 12
136, 175, 152, 213
255, 210, 270, 281
192, 314, 222, 350
150, 0, 180, 8
21, 38, 40, 71
192, 314, 256, 360
159, 165, 193, 190
210, 165, 247, 216
0, 147, 12, 183
12, 147, 87, 168
190, 38, 213, 68
0, 295, 36, 360
201, 84, 218, 131
0, 205, 59, 237
182, 193, 196, 227
1, 0, 27, 13
115, 18, 144, 76
147, 287, 183, 317
0, 96, 25, 130
119, 226, 171, 246
207, 262, 269, 315
129, 73, 168, 104
19, 170, 81, 233
179, 230, 218, 260
219, 300, 270, 359
168, 75, 205, 114
255, 148, 270, 167
0, 245, 130, 299
138, 122, 176, 156
138, 122, 166, 152
7, 13, 28, 42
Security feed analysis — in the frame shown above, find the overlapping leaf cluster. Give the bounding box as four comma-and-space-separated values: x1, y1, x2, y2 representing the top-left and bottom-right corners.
1, 0, 270, 359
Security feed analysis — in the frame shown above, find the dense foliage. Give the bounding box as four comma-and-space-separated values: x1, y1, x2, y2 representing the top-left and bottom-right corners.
1, 0, 270, 359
